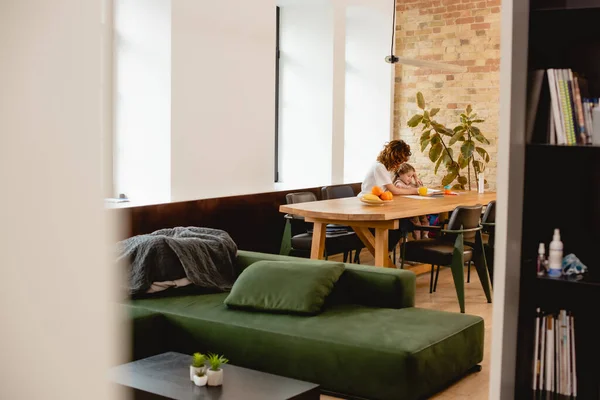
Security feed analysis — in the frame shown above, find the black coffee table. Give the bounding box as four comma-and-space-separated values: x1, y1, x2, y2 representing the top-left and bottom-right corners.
110, 352, 320, 400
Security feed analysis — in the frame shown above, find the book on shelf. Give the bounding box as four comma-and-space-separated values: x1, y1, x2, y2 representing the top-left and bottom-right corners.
526, 68, 597, 146
532, 308, 578, 397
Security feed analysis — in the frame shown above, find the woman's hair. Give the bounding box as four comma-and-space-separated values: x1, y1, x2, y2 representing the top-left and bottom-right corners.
377, 140, 412, 170
393, 163, 415, 181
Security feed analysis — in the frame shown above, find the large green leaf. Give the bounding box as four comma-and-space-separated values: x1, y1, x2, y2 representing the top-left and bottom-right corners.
434, 155, 444, 175
430, 133, 441, 145
417, 92, 425, 109
442, 171, 458, 186
473, 160, 484, 174
420, 130, 431, 141
466, 104, 472, 115
474, 134, 491, 145
458, 176, 468, 185
476, 146, 490, 162
407, 114, 423, 127
442, 147, 453, 166
430, 108, 440, 117
453, 125, 466, 133
429, 143, 443, 162
458, 154, 469, 168
471, 126, 481, 135
452, 183, 465, 190
420, 138, 431, 153
472, 119, 485, 123
461, 140, 475, 159
449, 130, 465, 146
448, 161, 459, 175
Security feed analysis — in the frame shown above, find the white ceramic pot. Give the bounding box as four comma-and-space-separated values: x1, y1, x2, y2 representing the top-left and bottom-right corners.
193, 374, 208, 387
190, 366, 204, 381
207, 368, 223, 386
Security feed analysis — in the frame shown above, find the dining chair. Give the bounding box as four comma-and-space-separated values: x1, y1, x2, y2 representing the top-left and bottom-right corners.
284, 192, 362, 262
401, 205, 493, 313
321, 185, 365, 263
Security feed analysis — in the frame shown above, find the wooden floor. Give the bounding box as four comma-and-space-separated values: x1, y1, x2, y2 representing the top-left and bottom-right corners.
322, 250, 492, 400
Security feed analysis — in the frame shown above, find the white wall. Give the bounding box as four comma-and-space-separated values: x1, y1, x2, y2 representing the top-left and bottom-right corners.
278, 0, 334, 186
0, 0, 121, 398
114, 0, 171, 203
171, 0, 277, 201
344, 4, 393, 183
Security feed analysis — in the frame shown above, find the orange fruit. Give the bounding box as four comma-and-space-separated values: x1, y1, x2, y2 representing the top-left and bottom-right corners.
380, 192, 393, 201
371, 186, 384, 196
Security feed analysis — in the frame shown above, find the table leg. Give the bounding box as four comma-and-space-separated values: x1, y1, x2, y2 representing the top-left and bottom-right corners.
352, 227, 394, 268
375, 228, 389, 268
310, 222, 327, 260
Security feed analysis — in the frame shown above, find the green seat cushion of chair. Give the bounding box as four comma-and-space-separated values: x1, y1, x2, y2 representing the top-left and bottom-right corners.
224, 260, 345, 315
129, 294, 484, 400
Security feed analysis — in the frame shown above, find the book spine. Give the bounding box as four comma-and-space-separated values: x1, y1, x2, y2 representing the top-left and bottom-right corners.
540, 315, 546, 391
571, 72, 587, 144
547, 70, 566, 145
558, 70, 577, 145
533, 308, 541, 391
546, 316, 554, 392
570, 314, 577, 397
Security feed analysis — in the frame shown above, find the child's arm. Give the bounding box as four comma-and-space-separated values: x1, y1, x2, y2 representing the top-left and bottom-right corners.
385, 183, 418, 195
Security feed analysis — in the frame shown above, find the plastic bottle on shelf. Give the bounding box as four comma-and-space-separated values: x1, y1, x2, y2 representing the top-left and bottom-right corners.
537, 243, 547, 276
548, 229, 563, 277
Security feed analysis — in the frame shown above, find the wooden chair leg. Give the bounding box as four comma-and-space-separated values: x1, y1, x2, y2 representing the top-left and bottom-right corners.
449, 233, 466, 313
429, 265, 435, 293
467, 261, 472, 283
434, 265, 441, 292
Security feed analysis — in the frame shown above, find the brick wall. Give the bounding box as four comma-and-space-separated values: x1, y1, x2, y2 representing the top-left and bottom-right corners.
393, 0, 501, 190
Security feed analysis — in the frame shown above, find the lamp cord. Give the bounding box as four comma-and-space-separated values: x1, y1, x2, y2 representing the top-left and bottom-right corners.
390, 0, 396, 57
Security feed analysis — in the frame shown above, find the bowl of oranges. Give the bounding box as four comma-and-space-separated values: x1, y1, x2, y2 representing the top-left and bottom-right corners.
360, 186, 393, 206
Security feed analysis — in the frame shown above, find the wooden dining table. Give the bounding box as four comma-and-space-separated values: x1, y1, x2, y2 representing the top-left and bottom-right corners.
279, 191, 496, 268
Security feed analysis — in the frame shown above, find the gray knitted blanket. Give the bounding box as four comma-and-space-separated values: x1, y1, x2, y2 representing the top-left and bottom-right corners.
117, 227, 238, 295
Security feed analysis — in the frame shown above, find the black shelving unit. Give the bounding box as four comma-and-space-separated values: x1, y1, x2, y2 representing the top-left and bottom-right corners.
514, 6, 600, 392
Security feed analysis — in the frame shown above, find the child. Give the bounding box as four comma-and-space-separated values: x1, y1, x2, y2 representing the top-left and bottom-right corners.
359, 140, 419, 196
394, 163, 430, 239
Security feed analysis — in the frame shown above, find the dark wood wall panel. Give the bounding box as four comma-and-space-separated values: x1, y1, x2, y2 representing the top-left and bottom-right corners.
113, 183, 362, 255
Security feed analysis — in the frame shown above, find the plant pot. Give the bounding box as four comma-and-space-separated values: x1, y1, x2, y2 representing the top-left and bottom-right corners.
207, 368, 223, 386
193, 374, 208, 387
190, 366, 204, 381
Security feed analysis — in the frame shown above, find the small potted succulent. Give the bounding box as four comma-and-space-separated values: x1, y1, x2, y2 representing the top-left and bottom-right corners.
190, 352, 206, 381
193, 369, 208, 387
206, 353, 229, 386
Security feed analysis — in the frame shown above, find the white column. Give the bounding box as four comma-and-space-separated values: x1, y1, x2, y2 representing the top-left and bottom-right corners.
0, 0, 121, 399
489, 0, 529, 398
331, 2, 346, 184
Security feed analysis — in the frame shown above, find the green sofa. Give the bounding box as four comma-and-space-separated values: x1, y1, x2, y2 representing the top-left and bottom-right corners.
123, 251, 484, 400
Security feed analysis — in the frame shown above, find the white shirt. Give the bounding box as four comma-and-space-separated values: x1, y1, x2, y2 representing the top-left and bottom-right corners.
359, 162, 393, 196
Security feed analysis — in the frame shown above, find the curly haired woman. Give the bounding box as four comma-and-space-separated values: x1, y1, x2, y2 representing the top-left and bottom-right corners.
359, 140, 421, 196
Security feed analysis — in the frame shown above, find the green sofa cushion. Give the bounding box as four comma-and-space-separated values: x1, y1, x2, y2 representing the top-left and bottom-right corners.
224, 260, 344, 314
129, 293, 484, 400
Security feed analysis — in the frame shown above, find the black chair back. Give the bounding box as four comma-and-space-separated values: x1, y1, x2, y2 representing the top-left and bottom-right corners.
285, 192, 317, 236
447, 205, 483, 242
482, 201, 496, 224
321, 185, 355, 200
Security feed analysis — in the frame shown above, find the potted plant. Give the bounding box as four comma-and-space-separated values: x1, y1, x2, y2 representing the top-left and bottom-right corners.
193, 369, 208, 387
190, 352, 206, 381
407, 92, 491, 190
206, 353, 229, 386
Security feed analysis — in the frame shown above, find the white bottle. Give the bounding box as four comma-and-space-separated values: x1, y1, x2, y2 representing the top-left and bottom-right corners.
548, 229, 563, 277
478, 172, 484, 194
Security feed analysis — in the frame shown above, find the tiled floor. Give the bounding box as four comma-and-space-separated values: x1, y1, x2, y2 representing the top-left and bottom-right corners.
322, 251, 492, 399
